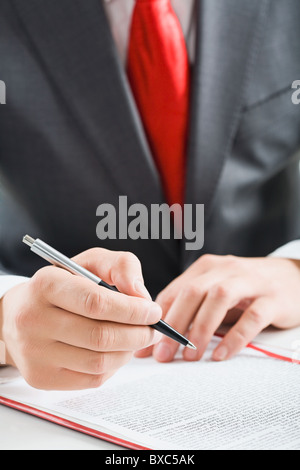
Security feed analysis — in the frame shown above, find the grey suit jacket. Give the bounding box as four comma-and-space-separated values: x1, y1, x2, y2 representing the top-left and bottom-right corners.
0, 0, 300, 297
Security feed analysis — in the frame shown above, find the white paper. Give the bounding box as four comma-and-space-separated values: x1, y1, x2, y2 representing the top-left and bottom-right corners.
1, 337, 300, 450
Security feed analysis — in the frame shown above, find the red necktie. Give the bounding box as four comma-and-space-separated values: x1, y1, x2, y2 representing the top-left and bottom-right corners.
127, 0, 190, 207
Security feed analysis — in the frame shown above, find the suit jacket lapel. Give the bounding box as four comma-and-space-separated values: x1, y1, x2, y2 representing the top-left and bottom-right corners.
185, 0, 270, 213
12, 0, 163, 206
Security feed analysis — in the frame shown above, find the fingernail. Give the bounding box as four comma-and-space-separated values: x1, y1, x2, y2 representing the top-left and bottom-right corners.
184, 347, 198, 361
153, 342, 172, 362
134, 280, 152, 300
147, 302, 162, 324
213, 345, 228, 361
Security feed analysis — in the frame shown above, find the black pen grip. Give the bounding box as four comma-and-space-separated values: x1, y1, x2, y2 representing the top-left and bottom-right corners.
151, 319, 188, 347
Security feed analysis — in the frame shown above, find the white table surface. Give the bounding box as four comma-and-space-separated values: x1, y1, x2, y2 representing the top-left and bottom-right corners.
1, 326, 300, 450
0, 403, 123, 450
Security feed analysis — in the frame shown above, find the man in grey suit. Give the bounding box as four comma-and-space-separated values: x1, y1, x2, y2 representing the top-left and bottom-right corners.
0, 0, 300, 390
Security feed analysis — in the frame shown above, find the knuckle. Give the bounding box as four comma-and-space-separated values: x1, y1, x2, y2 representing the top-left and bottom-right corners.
117, 251, 140, 269
124, 251, 140, 265
225, 254, 238, 265
138, 327, 152, 349
89, 325, 102, 350
89, 353, 106, 375
110, 251, 141, 286
234, 328, 248, 344
14, 306, 33, 332
196, 322, 212, 339
225, 255, 246, 274
180, 282, 202, 300
198, 253, 217, 268
14, 306, 28, 330
246, 307, 263, 326
84, 289, 103, 318
210, 283, 232, 300
97, 291, 111, 319
30, 267, 53, 295
97, 324, 114, 351
127, 298, 151, 324
126, 300, 140, 324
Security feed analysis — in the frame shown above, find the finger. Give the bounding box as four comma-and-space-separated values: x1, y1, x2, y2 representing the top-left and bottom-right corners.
47, 308, 162, 351
29, 369, 116, 391
153, 283, 205, 362
155, 264, 232, 318
152, 270, 225, 361
155, 273, 204, 316
134, 345, 154, 358
34, 267, 161, 325
73, 249, 152, 299
183, 277, 263, 361
222, 305, 249, 325
49, 342, 133, 375
212, 297, 272, 361
153, 270, 234, 362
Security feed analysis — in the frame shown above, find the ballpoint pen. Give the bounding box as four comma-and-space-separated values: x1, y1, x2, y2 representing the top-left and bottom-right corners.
22, 235, 196, 350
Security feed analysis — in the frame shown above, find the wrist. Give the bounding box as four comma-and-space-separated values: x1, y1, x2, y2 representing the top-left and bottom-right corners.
0, 290, 18, 367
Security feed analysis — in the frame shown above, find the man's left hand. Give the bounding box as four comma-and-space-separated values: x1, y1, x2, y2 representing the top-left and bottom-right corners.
136, 255, 300, 362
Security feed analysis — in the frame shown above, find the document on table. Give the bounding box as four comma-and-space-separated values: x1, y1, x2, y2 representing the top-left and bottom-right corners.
1, 336, 300, 450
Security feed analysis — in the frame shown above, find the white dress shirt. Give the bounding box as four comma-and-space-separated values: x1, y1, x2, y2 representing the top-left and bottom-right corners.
0, 0, 300, 381
103, 0, 197, 65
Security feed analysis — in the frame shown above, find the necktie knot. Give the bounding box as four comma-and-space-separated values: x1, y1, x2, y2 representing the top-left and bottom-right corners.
136, 0, 170, 8
137, 0, 167, 3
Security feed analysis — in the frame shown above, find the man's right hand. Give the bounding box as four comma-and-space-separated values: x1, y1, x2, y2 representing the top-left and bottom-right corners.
0, 248, 162, 391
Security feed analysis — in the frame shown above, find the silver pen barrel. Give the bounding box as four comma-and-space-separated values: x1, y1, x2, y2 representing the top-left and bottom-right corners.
23, 235, 102, 284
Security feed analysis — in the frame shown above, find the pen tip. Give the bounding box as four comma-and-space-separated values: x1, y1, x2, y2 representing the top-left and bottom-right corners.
187, 341, 197, 350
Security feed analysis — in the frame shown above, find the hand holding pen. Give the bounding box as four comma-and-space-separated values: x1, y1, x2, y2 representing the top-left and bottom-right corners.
23, 236, 195, 350
1, 244, 162, 390
0, 236, 194, 392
